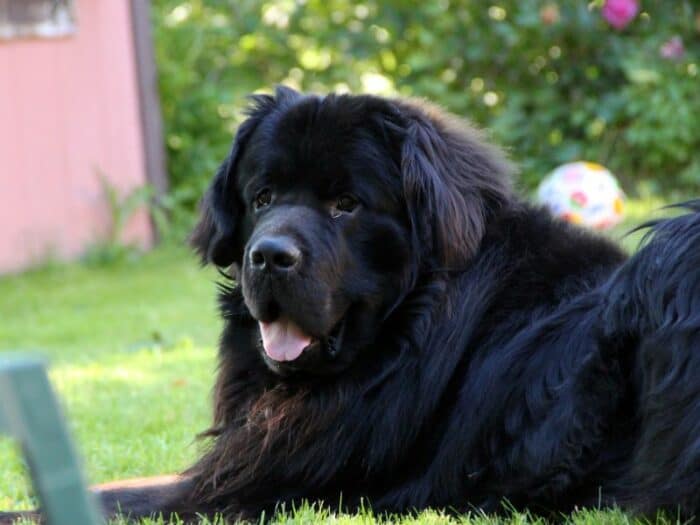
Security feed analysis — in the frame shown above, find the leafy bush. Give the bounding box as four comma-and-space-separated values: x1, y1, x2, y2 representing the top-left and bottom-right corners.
151, 0, 700, 224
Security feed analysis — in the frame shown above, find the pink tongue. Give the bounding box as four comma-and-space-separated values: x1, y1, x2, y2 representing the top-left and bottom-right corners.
259, 319, 313, 362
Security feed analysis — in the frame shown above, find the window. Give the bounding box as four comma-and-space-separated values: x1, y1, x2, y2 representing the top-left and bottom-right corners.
0, 0, 76, 40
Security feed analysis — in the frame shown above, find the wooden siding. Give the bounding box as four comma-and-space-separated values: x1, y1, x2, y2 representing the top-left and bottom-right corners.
0, 0, 153, 273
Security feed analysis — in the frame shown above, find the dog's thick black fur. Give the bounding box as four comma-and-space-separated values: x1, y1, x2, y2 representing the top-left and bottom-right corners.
4, 88, 700, 523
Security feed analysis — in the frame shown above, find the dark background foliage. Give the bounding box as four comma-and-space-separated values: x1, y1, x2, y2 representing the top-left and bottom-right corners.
150, 0, 700, 227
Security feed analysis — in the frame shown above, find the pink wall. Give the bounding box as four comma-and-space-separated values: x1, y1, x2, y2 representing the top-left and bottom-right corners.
0, 0, 153, 273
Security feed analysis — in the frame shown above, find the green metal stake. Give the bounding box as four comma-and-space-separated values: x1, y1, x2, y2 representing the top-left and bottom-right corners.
0, 355, 100, 525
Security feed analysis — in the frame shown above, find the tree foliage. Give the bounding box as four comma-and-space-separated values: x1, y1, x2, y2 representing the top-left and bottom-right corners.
151, 0, 700, 217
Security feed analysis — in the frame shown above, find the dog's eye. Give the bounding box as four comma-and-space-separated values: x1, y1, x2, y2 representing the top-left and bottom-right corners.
254, 189, 272, 210
334, 194, 359, 216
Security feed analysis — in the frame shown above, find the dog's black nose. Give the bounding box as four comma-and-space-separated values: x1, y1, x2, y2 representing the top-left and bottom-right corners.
249, 236, 301, 272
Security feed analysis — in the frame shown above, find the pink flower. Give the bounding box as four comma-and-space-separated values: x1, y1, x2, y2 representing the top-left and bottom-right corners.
601, 0, 639, 30
660, 36, 684, 60
540, 3, 560, 26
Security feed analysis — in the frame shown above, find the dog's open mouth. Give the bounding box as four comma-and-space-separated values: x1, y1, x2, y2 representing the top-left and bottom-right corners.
258, 316, 345, 363
259, 318, 312, 362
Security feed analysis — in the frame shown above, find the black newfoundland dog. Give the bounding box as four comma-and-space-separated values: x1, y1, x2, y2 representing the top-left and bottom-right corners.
4, 87, 700, 523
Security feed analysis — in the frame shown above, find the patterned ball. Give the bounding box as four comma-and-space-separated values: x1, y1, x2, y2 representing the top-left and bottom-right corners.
537, 162, 625, 230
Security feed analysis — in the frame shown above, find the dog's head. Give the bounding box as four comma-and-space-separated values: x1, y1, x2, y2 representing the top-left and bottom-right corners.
191, 86, 513, 376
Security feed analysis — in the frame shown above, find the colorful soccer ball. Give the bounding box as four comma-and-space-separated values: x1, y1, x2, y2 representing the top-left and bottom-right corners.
537, 162, 625, 230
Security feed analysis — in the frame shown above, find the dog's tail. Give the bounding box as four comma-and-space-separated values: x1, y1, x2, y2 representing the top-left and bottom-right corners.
603, 199, 700, 337
602, 199, 700, 515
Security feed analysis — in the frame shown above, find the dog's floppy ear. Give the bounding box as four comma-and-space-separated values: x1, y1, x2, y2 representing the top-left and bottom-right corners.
189, 114, 261, 266
393, 99, 514, 269
190, 88, 301, 266
189, 162, 239, 267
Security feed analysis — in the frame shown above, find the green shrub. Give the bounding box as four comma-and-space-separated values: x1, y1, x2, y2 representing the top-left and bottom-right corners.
151, 0, 700, 226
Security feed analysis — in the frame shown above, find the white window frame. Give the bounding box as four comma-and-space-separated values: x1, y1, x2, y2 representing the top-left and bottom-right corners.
0, 0, 76, 40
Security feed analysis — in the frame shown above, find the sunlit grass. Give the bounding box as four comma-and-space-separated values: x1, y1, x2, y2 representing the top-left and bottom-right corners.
0, 196, 689, 523
8, 505, 687, 525
0, 246, 221, 362
0, 246, 218, 513
0, 344, 213, 511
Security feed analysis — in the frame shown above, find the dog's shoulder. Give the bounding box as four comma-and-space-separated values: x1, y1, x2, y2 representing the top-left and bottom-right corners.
474, 202, 627, 310
487, 201, 625, 270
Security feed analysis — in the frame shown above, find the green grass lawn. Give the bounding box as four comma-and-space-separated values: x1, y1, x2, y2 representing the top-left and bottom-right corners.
0, 198, 684, 524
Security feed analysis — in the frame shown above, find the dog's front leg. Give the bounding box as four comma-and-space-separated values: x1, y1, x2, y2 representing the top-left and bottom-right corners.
95, 474, 204, 522
0, 474, 206, 524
